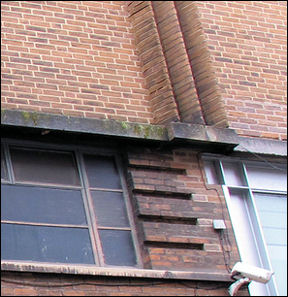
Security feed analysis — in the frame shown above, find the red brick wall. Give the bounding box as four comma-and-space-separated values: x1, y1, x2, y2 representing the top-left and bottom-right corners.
1, 145, 243, 296
2, 272, 249, 297
196, 1, 287, 140
2, 1, 286, 139
126, 147, 240, 272
1, 1, 152, 123
1, 1, 285, 296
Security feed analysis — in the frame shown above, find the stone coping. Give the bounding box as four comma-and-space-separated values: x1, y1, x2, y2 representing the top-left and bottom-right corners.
1, 109, 287, 156
1, 261, 232, 283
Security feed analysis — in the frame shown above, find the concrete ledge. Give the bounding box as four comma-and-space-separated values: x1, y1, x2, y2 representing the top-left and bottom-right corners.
167, 122, 239, 149
1, 109, 167, 142
236, 136, 287, 156
1, 109, 237, 150
1, 261, 232, 283
1, 109, 287, 156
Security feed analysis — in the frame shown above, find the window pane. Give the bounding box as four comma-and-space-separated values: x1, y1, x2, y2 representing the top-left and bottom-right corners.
84, 155, 122, 189
253, 193, 287, 296
1, 146, 8, 181
1, 224, 95, 264
99, 230, 136, 266
222, 162, 246, 186
2, 184, 87, 225
228, 189, 270, 296
246, 164, 287, 191
10, 148, 80, 186
267, 245, 287, 296
91, 191, 130, 228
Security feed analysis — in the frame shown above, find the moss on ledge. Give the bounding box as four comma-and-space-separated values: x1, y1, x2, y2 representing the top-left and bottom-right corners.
1, 109, 168, 142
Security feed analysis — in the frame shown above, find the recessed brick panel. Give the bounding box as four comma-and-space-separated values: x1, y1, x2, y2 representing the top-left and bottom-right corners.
126, 147, 240, 272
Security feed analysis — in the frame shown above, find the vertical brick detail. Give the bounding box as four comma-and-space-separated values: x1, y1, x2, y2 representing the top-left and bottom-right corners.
175, 1, 229, 128
126, 1, 180, 124
151, 2, 205, 124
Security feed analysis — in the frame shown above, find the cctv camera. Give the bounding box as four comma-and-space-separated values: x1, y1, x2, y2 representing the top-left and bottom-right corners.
231, 262, 274, 284
228, 262, 274, 296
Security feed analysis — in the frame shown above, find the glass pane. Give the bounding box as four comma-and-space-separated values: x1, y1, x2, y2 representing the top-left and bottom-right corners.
84, 155, 121, 189
246, 164, 287, 191
267, 245, 287, 296
253, 193, 287, 296
91, 191, 130, 228
1, 224, 95, 264
1, 184, 87, 225
1, 146, 8, 180
228, 189, 270, 296
99, 230, 136, 266
222, 162, 246, 186
10, 147, 80, 186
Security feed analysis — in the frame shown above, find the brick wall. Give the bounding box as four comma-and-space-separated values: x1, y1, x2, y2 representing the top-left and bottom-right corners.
126, 1, 228, 126
196, 1, 287, 140
1, 1, 153, 123
2, 272, 249, 297
1, 1, 285, 296
1, 1, 286, 139
1, 146, 245, 296
126, 147, 240, 272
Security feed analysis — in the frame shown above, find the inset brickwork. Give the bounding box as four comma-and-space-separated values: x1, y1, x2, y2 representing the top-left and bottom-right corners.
196, 1, 287, 140
126, 147, 240, 272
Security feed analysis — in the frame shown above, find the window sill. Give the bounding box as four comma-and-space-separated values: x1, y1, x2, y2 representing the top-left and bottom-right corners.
1, 261, 232, 283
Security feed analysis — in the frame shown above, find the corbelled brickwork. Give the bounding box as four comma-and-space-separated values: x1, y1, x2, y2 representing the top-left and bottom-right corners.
196, 1, 287, 140
175, 1, 229, 127
126, 1, 181, 124
127, 1, 227, 126
151, 1, 205, 124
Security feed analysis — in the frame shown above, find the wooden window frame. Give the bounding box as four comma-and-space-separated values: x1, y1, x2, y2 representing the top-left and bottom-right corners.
1, 138, 142, 268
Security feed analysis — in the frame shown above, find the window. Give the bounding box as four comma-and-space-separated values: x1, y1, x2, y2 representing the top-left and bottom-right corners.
1, 140, 138, 267
203, 157, 287, 296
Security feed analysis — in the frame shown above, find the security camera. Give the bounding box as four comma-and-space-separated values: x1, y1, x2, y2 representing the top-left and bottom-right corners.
228, 262, 274, 296
231, 262, 274, 283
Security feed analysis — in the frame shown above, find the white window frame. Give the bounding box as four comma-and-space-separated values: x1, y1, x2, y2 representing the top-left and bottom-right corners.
203, 156, 287, 296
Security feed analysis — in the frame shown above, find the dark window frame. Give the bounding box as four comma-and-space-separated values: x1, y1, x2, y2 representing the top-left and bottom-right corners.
1, 138, 142, 268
